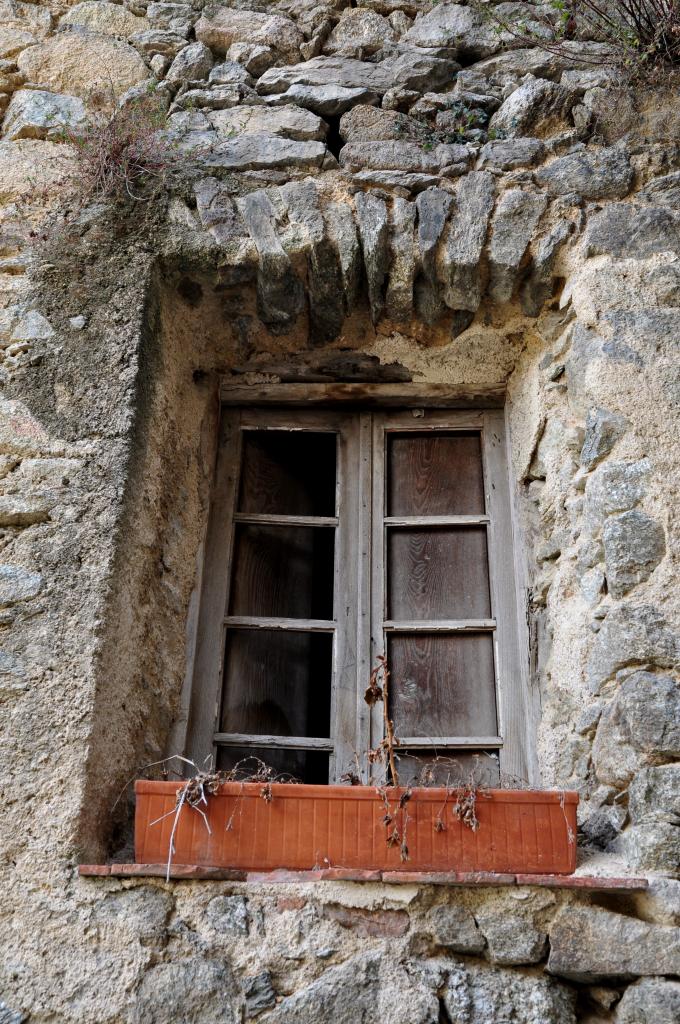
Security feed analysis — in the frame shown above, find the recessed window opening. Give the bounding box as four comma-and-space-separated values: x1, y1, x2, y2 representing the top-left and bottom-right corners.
186, 402, 527, 786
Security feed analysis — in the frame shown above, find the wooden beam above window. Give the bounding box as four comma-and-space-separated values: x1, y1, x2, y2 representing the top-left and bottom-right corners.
220, 382, 506, 409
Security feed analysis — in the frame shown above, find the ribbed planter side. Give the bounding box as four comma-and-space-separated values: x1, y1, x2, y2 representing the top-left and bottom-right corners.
134, 782, 578, 875
134, 782, 577, 872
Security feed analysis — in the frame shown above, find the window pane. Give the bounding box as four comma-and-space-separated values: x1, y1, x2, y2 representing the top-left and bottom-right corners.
229, 525, 334, 619
216, 745, 329, 785
388, 633, 497, 738
387, 527, 491, 620
221, 629, 332, 738
387, 432, 485, 516
238, 431, 336, 515
393, 750, 500, 788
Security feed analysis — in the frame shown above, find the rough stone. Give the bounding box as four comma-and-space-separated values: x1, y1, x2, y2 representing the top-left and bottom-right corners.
268, 83, 380, 116
488, 188, 547, 303
0, 496, 51, 527
132, 958, 238, 1024
165, 42, 213, 87
583, 204, 680, 258
130, 29, 187, 60
442, 961, 577, 1024
91, 886, 173, 947
536, 147, 633, 199
616, 979, 680, 1024
587, 603, 680, 694
324, 9, 396, 58
442, 170, 495, 312
196, 7, 303, 64
633, 877, 680, 926
489, 78, 575, 139
478, 138, 546, 171
638, 171, 680, 209
339, 140, 468, 175
256, 53, 457, 97
323, 200, 362, 315
355, 190, 389, 324
209, 105, 325, 142
206, 894, 249, 934
593, 671, 680, 786
520, 216, 574, 316
208, 61, 253, 87
203, 136, 332, 174
385, 197, 416, 322
629, 763, 680, 825
237, 189, 304, 332
339, 103, 407, 143
585, 459, 649, 524
226, 43, 275, 77
245, 972, 276, 1017
548, 905, 680, 982
17, 33, 148, 101
0, 29, 37, 61
620, 823, 680, 876
0, 1001, 26, 1024
60, 2, 150, 38
0, 139, 76, 203
475, 906, 548, 965
603, 510, 665, 596
580, 408, 629, 470
0, 565, 43, 607
426, 904, 485, 954
403, 2, 548, 62
2, 89, 87, 142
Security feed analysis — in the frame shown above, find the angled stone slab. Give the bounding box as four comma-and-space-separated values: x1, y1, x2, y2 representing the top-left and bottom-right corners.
208, 105, 326, 142
237, 189, 304, 332
488, 188, 548, 303
385, 197, 416, 323
204, 135, 334, 173
280, 179, 344, 344
256, 52, 457, 98
414, 186, 452, 324
536, 146, 633, 200
264, 83, 380, 116
355, 191, 389, 324
520, 216, 575, 316
339, 140, 469, 175
323, 200, 362, 316
442, 171, 495, 312
583, 203, 680, 258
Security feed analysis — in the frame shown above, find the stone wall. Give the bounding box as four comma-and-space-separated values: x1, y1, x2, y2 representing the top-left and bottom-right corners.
0, 0, 679, 1021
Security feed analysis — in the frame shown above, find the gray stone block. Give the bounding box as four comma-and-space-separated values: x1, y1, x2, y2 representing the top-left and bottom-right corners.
603, 510, 665, 596
616, 979, 680, 1024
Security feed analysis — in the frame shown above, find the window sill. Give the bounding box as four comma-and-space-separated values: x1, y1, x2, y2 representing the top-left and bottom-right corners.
78, 864, 648, 893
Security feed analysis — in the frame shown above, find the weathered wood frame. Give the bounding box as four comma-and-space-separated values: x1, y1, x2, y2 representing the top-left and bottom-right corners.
185, 384, 531, 785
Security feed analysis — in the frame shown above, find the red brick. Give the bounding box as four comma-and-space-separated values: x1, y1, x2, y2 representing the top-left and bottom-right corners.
277, 896, 308, 911
78, 864, 111, 877
319, 868, 382, 882
323, 904, 409, 937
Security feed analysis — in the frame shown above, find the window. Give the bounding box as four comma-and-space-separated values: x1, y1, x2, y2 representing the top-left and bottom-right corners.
186, 396, 529, 786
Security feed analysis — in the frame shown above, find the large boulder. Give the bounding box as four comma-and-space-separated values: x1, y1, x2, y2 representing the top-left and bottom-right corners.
548, 905, 680, 982
536, 147, 633, 199
403, 2, 551, 61
489, 78, 575, 139
17, 33, 148, 101
2, 89, 87, 141
616, 979, 680, 1024
587, 603, 679, 694
256, 53, 458, 97
592, 671, 680, 786
602, 510, 665, 597
60, 2, 150, 37
324, 9, 396, 57
196, 6, 304, 63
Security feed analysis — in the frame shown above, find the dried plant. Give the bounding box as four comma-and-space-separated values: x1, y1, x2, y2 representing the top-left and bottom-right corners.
473, 0, 680, 78
364, 654, 401, 786
60, 86, 184, 204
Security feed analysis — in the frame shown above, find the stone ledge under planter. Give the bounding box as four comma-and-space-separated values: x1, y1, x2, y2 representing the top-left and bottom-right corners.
133, 780, 580, 875
78, 863, 649, 891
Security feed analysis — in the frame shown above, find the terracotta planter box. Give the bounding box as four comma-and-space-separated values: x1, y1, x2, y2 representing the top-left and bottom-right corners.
135, 781, 578, 875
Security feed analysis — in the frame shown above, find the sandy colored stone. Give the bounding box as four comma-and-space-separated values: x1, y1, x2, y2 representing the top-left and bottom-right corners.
196, 7, 303, 63
0, 139, 76, 202
0, 27, 37, 60
60, 1, 150, 37
17, 33, 149, 101
324, 9, 396, 58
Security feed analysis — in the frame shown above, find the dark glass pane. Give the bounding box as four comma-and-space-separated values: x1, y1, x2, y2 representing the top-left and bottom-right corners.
393, 750, 500, 788
387, 527, 491, 620
387, 432, 485, 516
229, 525, 334, 619
221, 629, 332, 738
216, 745, 329, 785
388, 633, 497, 738
238, 431, 337, 516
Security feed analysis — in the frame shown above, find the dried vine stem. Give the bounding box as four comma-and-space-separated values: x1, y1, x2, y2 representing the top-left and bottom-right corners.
364, 654, 400, 787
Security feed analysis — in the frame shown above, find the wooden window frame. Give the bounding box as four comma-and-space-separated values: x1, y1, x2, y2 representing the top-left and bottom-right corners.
184, 384, 532, 785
